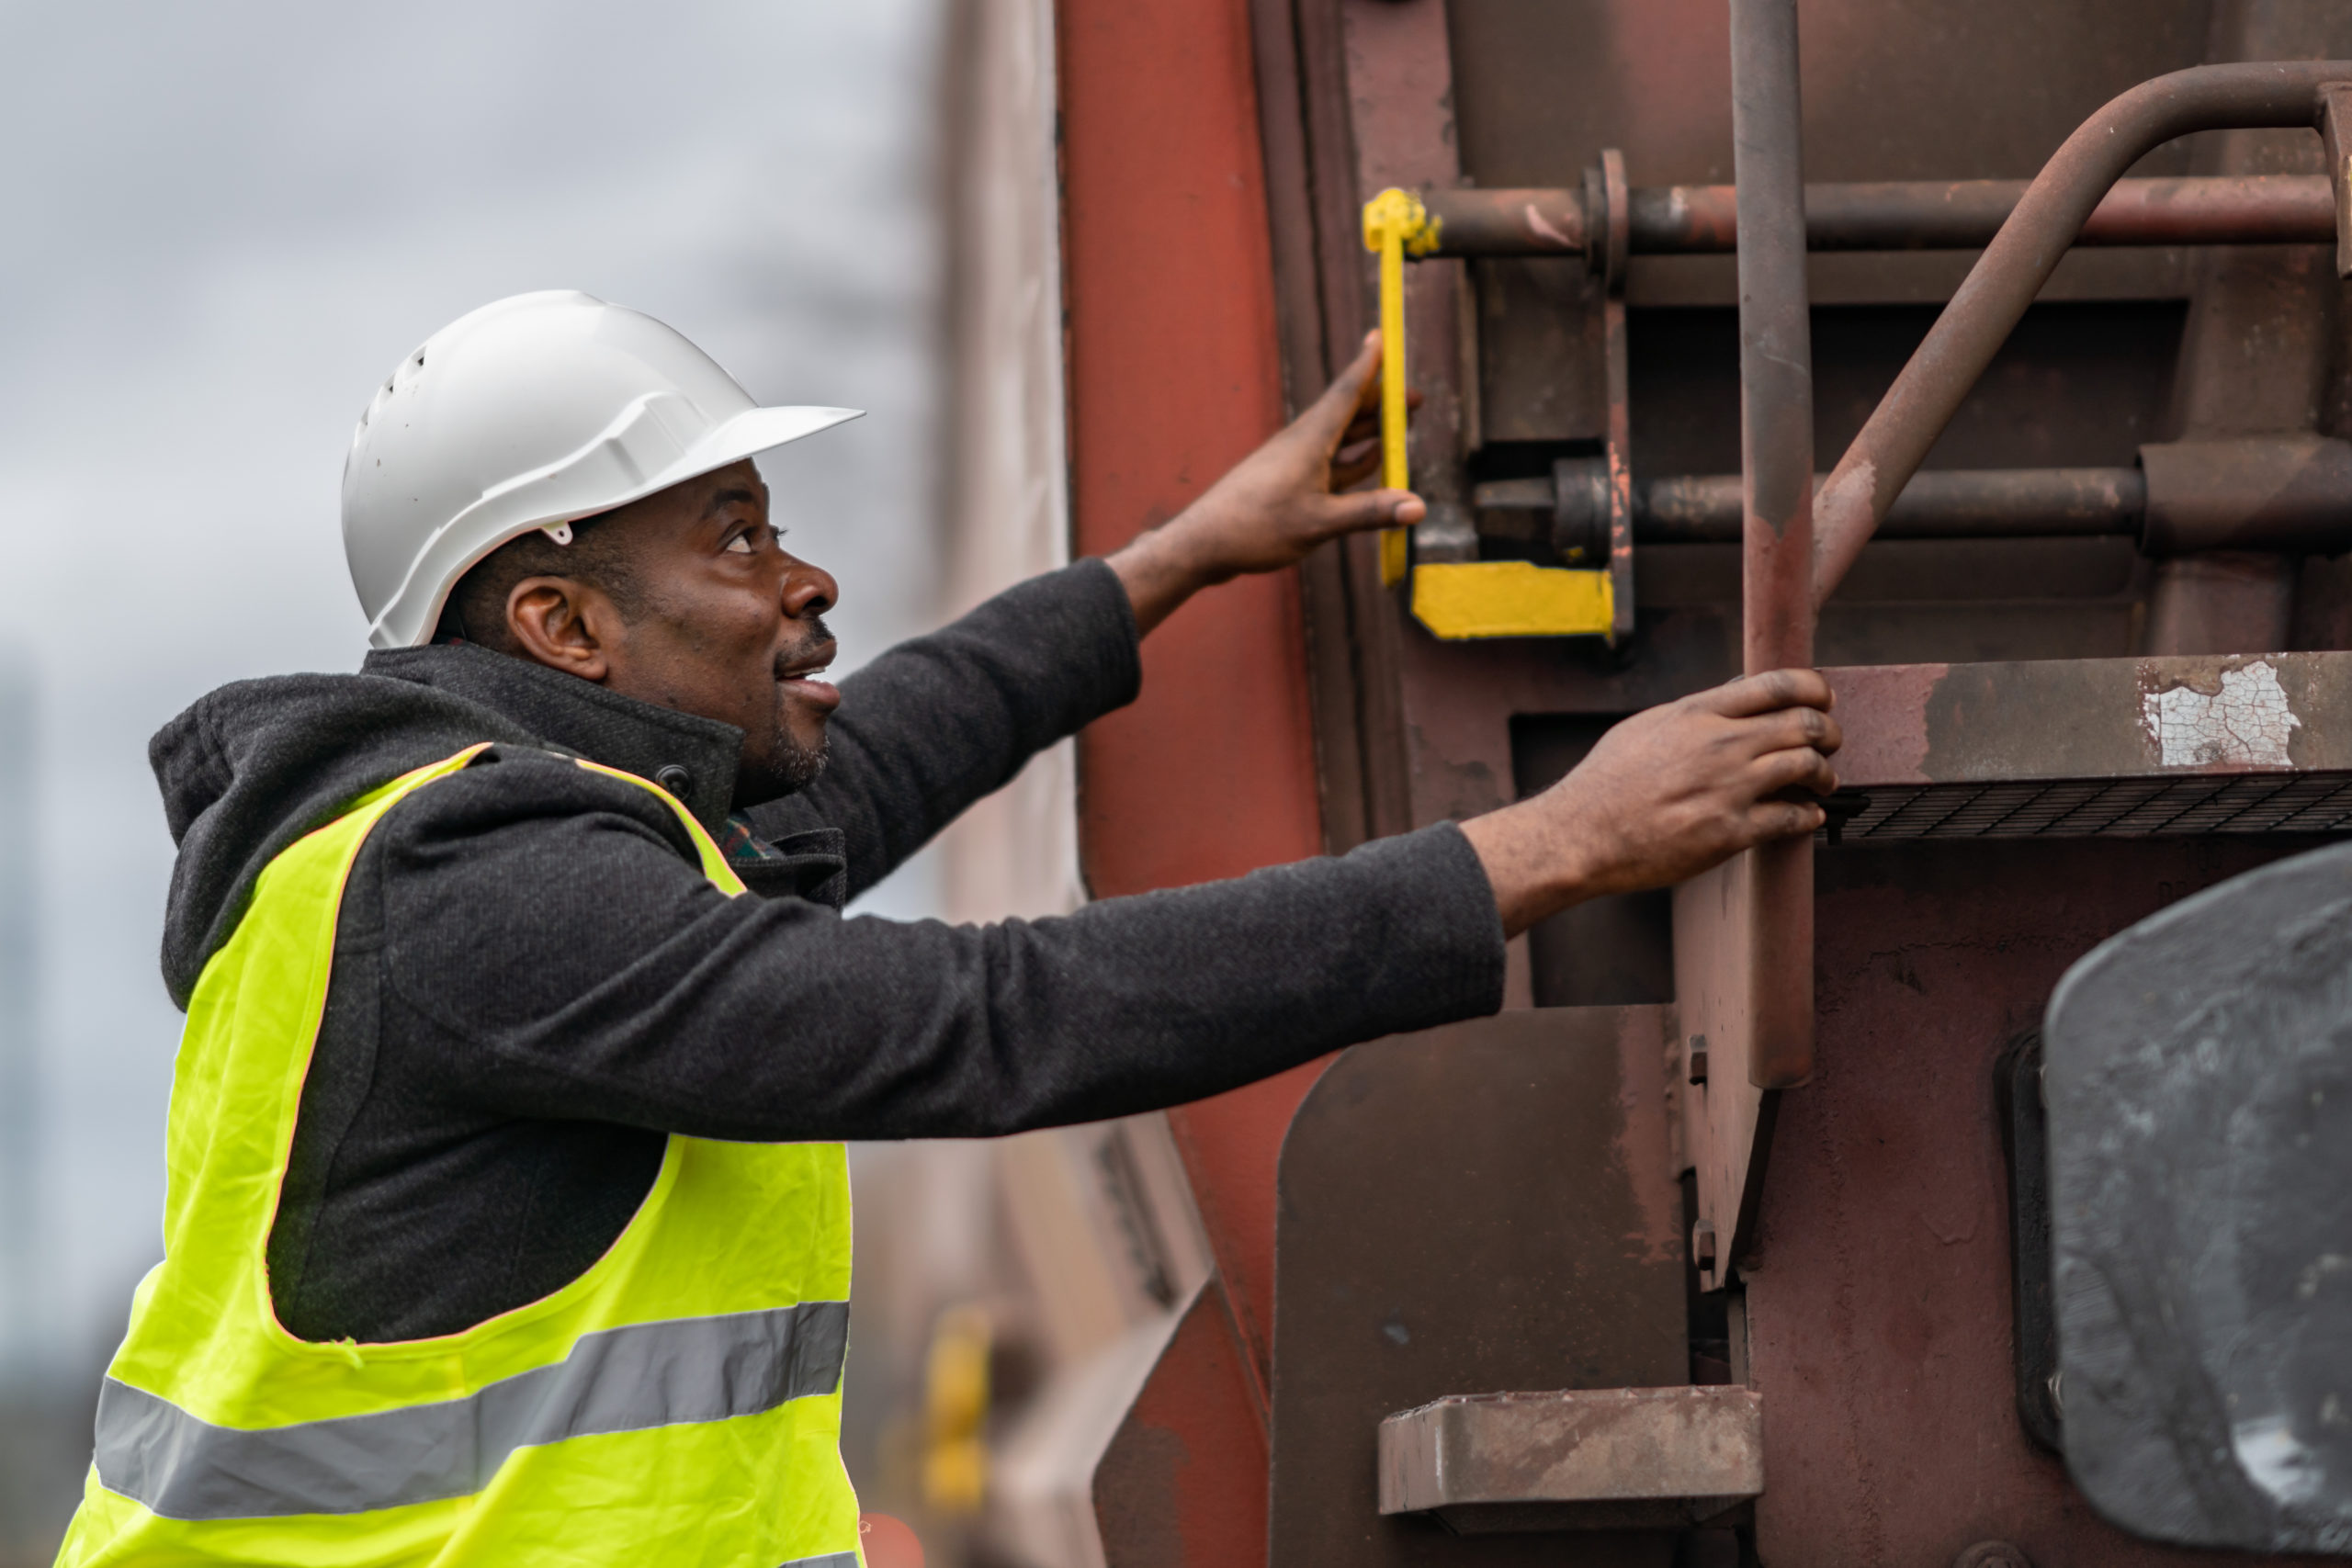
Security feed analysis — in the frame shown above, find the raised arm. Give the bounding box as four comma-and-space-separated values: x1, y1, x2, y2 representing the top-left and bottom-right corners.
752, 333, 1419, 890
1104, 332, 1423, 635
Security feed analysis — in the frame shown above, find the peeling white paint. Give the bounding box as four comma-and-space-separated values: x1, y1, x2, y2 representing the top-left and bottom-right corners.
1522, 202, 1575, 250
1815, 459, 1878, 540
2140, 659, 2301, 768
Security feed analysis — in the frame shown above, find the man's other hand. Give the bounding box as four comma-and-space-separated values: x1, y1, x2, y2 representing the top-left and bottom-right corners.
1460, 671, 1844, 936
1107, 332, 1423, 634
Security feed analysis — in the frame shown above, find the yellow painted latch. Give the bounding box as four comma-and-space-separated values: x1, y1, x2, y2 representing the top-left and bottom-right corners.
1363, 187, 1435, 587
1411, 559, 1614, 639
1362, 186, 1621, 639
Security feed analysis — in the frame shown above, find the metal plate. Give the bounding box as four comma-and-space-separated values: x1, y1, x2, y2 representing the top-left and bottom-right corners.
1379, 1385, 1764, 1532
1823, 651, 2352, 840
2044, 841, 2352, 1553
1748, 835, 2314, 1566
1268, 1008, 1687, 1566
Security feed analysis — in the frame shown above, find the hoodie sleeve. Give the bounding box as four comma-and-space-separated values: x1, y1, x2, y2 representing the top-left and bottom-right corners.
743, 558, 1142, 901
367, 747, 1504, 1140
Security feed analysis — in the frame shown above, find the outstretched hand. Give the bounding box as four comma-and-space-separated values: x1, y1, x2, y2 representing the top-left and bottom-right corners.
1107, 332, 1425, 634
1461, 671, 1844, 934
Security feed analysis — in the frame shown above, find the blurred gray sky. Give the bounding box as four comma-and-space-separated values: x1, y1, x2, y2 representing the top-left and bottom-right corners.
0, 0, 947, 1362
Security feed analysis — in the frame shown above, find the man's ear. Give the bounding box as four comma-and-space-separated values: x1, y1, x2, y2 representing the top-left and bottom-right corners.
505, 578, 615, 682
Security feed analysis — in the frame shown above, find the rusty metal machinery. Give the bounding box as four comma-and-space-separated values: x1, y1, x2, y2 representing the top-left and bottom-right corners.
1050, 1, 2352, 1565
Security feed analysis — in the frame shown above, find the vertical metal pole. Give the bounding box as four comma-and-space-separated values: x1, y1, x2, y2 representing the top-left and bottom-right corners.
1730, 0, 1815, 1089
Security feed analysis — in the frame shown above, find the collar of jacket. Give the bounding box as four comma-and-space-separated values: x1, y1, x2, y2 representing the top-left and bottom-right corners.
361, 643, 746, 837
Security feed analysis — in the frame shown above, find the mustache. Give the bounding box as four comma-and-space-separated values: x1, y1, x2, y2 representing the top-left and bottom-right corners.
774, 615, 837, 678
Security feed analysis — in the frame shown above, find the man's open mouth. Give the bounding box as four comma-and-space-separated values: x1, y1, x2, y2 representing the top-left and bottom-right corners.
776, 646, 842, 711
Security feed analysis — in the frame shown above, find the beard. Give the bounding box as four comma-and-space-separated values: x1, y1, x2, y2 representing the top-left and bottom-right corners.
768, 729, 831, 795
734, 722, 829, 807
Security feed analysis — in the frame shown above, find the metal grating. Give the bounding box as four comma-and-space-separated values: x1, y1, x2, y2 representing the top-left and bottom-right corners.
1825, 772, 2352, 841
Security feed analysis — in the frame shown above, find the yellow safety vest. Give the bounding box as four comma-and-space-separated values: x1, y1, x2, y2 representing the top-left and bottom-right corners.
57, 745, 864, 1568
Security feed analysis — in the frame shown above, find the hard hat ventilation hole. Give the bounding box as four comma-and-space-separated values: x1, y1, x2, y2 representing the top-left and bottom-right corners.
542, 522, 575, 546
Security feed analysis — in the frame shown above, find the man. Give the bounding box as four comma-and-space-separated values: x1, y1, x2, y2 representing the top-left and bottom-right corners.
61, 291, 1838, 1566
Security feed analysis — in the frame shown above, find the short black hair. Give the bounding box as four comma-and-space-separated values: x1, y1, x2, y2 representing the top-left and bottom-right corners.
432, 513, 647, 649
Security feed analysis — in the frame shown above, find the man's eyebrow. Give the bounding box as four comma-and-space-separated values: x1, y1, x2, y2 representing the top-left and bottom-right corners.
707, 486, 762, 513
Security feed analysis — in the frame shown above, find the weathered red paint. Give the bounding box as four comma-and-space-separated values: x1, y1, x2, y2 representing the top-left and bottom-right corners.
1094, 1279, 1270, 1568
1055, 0, 1330, 1393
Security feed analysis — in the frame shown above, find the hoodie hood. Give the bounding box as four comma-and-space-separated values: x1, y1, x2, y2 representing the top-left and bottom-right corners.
152, 643, 748, 1009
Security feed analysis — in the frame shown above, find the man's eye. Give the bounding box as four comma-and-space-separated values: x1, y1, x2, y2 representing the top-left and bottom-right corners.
724, 533, 755, 555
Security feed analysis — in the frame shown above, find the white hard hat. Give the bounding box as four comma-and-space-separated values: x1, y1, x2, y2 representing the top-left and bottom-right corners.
343, 290, 861, 649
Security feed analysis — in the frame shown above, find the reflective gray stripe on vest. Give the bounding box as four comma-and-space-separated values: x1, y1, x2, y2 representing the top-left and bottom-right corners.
95, 1301, 848, 1521
781, 1557, 858, 1568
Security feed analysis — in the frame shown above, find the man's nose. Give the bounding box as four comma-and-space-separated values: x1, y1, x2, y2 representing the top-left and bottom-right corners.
782, 558, 838, 619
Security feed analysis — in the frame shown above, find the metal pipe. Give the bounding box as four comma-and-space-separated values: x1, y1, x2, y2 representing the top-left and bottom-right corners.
1475, 466, 2146, 546
1811, 62, 2352, 607
1655, 467, 2143, 543
1420, 175, 2335, 257
1730, 0, 1814, 1093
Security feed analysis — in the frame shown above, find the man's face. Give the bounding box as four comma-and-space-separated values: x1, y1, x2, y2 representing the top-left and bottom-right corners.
508, 459, 842, 806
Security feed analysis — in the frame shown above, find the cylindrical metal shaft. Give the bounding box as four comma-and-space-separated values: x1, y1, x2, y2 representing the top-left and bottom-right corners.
1472, 465, 2147, 545
1420, 175, 2334, 257
1731, 0, 1813, 671
1730, 0, 1815, 1095
1637, 467, 2144, 543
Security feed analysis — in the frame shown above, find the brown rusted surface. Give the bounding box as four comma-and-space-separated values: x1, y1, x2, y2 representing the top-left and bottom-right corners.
1269, 1009, 1685, 1568
1728, 0, 1815, 1097
1820, 650, 2352, 840
1335, 0, 1497, 840
2143, 10, 2352, 660
1095, 1276, 1270, 1568
1747, 835, 2305, 1567
2139, 434, 2352, 554
1250, 0, 1372, 853
1421, 186, 1587, 255
1828, 650, 2352, 785
2322, 83, 2352, 277
1377, 1386, 1764, 1532
1600, 147, 1636, 645
1428, 175, 2335, 257
2144, 552, 2300, 660
1675, 858, 1781, 1292
1478, 466, 2148, 546
1812, 62, 2352, 607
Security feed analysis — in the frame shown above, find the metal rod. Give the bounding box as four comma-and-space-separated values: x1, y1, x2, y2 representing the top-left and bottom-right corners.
1475, 466, 2146, 545
1420, 174, 2335, 257
1811, 62, 2352, 607
1730, 0, 1814, 1094
1732, 2, 1813, 671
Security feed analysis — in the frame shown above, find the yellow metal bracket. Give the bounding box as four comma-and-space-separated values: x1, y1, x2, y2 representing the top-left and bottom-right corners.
1362, 187, 1435, 587
1362, 183, 1628, 641
1411, 560, 1615, 639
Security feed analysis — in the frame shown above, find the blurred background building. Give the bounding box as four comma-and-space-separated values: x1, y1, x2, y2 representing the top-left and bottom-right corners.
0, 1, 1178, 1563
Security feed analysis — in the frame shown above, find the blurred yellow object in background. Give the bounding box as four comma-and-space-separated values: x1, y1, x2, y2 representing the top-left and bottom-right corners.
921, 1303, 992, 1515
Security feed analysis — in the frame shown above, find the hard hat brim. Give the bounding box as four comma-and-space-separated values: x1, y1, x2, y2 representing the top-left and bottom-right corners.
365, 403, 864, 649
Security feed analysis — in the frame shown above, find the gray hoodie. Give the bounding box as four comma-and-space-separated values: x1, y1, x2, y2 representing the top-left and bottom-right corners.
147, 558, 1504, 1343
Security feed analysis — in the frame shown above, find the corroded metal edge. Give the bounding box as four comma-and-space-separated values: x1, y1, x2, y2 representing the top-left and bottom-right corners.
1378, 1385, 1764, 1529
